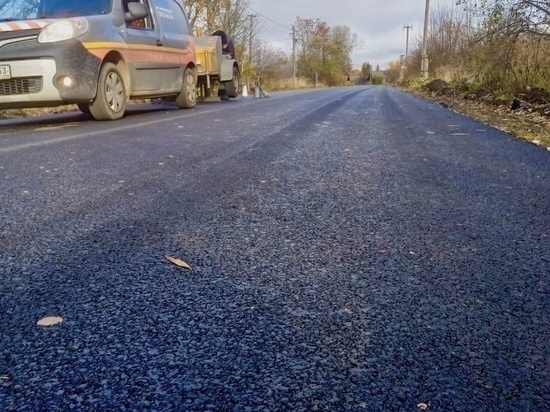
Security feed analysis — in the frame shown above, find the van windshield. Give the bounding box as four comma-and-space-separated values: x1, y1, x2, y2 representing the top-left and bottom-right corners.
0, 0, 112, 21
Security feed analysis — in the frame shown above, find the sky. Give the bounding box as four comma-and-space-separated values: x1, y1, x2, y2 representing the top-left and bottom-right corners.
247, 0, 459, 70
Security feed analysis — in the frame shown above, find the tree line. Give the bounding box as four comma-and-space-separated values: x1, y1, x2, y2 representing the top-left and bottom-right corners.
185, 0, 360, 89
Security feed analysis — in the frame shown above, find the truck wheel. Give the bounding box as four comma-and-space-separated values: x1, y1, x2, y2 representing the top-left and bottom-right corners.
175, 67, 197, 109
224, 66, 239, 98
89, 62, 126, 121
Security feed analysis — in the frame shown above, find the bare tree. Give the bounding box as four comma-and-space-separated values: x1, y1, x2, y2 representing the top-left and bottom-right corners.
398, 1, 550, 90
405, 4, 471, 79
252, 39, 289, 83
185, 0, 255, 65
457, 0, 550, 36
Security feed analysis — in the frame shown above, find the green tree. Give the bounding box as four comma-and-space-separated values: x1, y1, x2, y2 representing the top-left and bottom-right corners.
324, 25, 358, 84
293, 17, 359, 86
293, 17, 330, 83
360, 62, 372, 83
385, 60, 402, 83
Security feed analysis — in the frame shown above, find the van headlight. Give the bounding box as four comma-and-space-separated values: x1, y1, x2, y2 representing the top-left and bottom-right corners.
38, 19, 89, 43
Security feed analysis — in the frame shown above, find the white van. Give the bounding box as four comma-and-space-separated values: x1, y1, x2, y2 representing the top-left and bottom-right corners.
0, 0, 197, 120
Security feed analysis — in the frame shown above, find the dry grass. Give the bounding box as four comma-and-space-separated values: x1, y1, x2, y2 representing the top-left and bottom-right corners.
403, 83, 550, 150
445, 98, 550, 147
0, 106, 77, 120
262, 77, 323, 91
0, 100, 153, 120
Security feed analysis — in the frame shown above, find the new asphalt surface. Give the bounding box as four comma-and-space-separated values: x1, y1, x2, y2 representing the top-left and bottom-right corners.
0, 86, 549, 411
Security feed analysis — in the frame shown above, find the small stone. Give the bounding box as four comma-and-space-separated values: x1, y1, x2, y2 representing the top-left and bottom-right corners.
37, 316, 63, 327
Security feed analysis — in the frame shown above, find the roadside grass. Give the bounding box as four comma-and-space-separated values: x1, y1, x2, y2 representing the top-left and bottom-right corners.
262, 77, 325, 92
0, 99, 152, 120
402, 79, 550, 150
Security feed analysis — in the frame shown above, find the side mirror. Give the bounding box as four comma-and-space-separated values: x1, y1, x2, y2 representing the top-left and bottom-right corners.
125, 3, 148, 22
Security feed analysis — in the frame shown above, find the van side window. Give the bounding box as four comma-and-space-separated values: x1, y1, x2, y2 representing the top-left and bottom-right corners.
123, 0, 152, 30
152, 0, 191, 35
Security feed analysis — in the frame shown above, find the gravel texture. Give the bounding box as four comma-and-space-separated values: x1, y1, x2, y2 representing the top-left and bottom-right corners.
0, 86, 549, 411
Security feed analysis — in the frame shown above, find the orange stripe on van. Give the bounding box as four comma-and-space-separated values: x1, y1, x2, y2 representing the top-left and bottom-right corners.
86, 47, 195, 66
83, 41, 193, 55
26, 21, 43, 29
82, 41, 195, 66
0, 19, 53, 32
5, 22, 21, 30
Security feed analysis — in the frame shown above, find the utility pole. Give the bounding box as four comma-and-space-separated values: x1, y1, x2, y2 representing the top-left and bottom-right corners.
292, 25, 297, 84
248, 14, 256, 70
247, 14, 256, 88
421, 0, 430, 79
403, 25, 412, 58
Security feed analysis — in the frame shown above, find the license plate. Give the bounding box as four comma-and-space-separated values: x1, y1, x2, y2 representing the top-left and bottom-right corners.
0, 65, 11, 79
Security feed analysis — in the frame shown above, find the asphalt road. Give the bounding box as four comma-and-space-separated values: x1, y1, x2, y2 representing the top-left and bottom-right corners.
1, 86, 549, 411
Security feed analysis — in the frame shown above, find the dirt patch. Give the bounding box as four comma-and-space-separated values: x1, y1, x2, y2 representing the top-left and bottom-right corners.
0, 106, 78, 120
424, 79, 451, 93
408, 82, 550, 150
0, 101, 153, 120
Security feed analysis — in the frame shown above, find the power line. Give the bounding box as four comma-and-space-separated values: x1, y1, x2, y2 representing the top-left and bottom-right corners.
246, 5, 291, 31
408, 0, 422, 23
402, 0, 421, 58
261, 38, 293, 44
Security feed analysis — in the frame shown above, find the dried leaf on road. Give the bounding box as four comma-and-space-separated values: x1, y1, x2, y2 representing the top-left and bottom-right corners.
166, 256, 192, 270
417, 403, 429, 410
37, 316, 63, 327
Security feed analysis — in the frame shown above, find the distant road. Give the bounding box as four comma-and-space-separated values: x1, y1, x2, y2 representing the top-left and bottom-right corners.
1, 86, 549, 411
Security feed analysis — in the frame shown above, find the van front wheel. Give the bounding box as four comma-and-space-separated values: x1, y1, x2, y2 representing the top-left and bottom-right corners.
89, 62, 127, 120
175, 67, 197, 109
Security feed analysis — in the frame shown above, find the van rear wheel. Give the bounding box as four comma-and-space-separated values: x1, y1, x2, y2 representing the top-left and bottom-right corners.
175, 67, 197, 109
89, 62, 126, 120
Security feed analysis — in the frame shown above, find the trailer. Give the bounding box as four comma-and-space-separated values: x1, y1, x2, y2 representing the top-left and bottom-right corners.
195, 36, 240, 100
